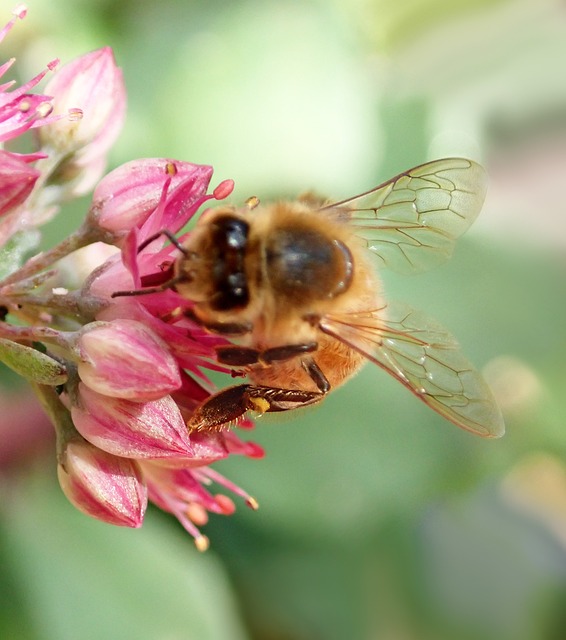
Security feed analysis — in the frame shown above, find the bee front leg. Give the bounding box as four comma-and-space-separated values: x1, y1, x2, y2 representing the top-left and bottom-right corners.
186, 384, 325, 433
182, 308, 253, 337
215, 341, 318, 366
186, 356, 331, 433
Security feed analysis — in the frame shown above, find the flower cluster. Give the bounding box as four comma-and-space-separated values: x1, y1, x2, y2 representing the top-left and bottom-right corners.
0, 6, 262, 550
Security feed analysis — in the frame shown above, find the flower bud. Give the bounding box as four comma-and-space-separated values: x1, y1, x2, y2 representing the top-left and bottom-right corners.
0, 150, 40, 217
72, 383, 194, 459
76, 320, 181, 401
38, 47, 125, 194
89, 158, 212, 235
57, 438, 147, 527
39, 47, 125, 155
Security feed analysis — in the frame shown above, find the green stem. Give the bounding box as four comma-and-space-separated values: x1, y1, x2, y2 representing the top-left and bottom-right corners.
29, 381, 81, 459
0, 222, 103, 288
0, 289, 107, 324
0, 323, 69, 348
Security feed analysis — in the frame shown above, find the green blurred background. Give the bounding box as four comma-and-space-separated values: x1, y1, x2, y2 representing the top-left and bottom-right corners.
1, 0, 566, 638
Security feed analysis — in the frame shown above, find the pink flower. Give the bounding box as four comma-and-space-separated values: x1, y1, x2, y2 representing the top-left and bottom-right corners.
38, 47, 126, 195
0, 7, 263, 548
0, 150, 40, 217
83, 161, 236, 397
89, 158, 214, 236
57, 438, 147, 528
75, 319, 181, 401
97, 300, 226, 386
141, 461, 259, 551
56, 151, 257, 545
40, 47, 125, 156
0, 6, 67, 242
0, 8, 260, 545
0, 7, 60, 144
69, 163, 267, 546
71, 384, 194, 459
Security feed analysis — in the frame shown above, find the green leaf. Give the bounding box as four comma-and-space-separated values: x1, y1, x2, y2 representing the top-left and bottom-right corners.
0, 339, 67, 385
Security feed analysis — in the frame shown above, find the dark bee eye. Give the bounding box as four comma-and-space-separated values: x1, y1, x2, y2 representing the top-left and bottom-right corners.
210, 216, 250, 311
224, 219, 247, 249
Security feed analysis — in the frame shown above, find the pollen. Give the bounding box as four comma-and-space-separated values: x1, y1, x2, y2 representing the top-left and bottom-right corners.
68, 108, 83, 121
246, 496, 259, 510
249, 396, 270, 415
194, 535, 210, 553
245, 195, 260, 210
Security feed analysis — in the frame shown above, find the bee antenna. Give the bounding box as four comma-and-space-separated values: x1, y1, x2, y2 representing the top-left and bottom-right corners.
137, 229, 189, 255
111, 275, 184, 298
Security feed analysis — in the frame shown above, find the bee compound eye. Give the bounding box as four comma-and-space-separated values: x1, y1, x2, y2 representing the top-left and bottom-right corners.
208, 215, 250, 311
227, 272, 246, 293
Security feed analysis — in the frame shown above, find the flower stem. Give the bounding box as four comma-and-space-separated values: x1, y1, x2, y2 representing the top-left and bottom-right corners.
30, 381, 81, 459
0, 222, 103, 288
0, 289, 106, 324
0, 322, 69, 348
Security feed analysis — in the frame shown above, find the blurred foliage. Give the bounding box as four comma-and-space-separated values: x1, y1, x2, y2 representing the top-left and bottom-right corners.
1, 0, 566, 639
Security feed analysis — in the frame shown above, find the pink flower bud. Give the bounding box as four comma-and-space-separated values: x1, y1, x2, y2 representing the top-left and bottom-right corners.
38, 47, 125, 189
41, 47, 124, 149
0, 150, 40, 216
89, 158, 213, 235
57, 438, 147, 527
72, 383, 194, 459
76, 320, 181, 401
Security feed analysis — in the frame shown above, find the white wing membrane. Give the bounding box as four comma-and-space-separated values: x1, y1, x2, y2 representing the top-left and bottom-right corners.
322, 158, 487, 274
318, 302, 504, 438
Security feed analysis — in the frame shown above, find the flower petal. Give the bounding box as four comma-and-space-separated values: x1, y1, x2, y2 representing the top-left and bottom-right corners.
58, 439, 147, 528
72, 384, 194, 459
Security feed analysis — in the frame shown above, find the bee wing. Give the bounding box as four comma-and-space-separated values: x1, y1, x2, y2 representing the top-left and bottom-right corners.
320, 158, 487, 274
318, 302, 504, 438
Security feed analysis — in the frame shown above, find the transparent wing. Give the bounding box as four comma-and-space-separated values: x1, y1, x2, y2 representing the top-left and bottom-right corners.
318, 302, 504, 438
321, 158, 487, 274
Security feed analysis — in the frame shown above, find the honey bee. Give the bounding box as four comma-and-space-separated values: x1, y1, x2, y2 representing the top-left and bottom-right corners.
114, 158, 504, 438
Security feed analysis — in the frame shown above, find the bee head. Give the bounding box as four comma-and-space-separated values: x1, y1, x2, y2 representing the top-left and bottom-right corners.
175, 208, 250, 311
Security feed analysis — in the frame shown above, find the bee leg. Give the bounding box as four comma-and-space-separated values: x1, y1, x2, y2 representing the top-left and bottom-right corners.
260, 342, 318, 364
187, 384, 323, 433
183, 308, 253, 336
214, 346, 262, 366
301, 357, 330, 393
214, 342, 318, 366
186, 347, 329, 433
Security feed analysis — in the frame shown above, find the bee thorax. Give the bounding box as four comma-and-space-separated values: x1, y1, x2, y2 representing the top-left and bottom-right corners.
265, 225, 353, 304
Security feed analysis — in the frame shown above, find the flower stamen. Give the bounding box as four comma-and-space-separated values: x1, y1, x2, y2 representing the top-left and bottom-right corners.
194, 467, 259, 510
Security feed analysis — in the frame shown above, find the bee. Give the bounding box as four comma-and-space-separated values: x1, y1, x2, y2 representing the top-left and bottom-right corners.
114, 158, 504, 438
